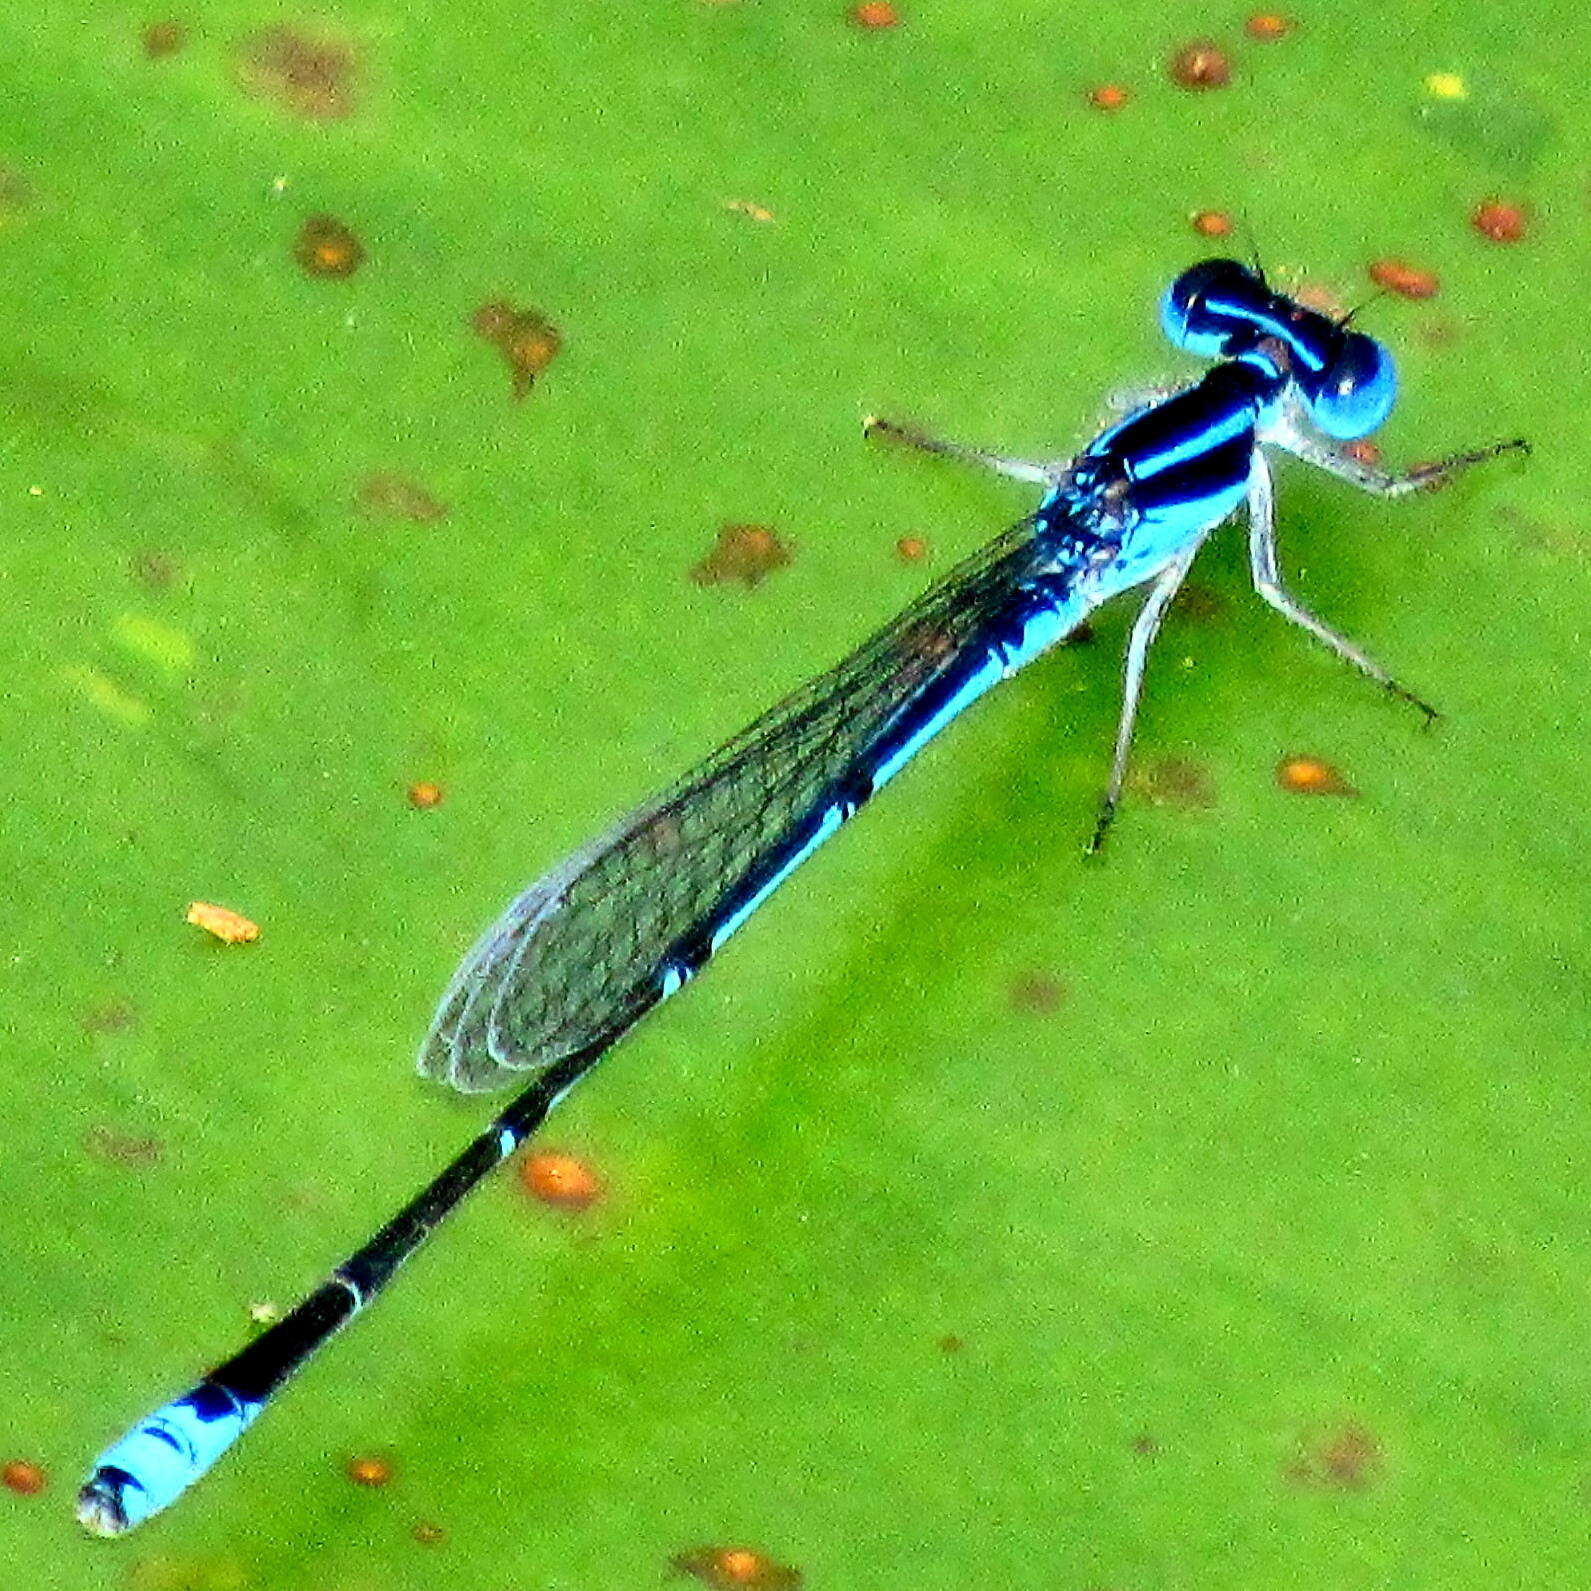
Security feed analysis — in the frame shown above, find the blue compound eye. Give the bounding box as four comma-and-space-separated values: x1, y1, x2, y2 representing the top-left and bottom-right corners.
1307, 331, 1397, 439
1159, 259, 1261, 358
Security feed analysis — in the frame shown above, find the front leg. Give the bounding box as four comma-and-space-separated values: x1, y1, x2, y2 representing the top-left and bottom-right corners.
1245, 454, 1437, 720
1272, 412, 1528, 498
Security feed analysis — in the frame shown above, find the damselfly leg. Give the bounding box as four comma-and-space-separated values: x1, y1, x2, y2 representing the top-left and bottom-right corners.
862, 415, 1066, 486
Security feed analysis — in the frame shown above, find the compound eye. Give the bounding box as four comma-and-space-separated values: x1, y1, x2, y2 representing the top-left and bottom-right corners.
1159, 258, 1258, 358
1309, 331, 1397, 439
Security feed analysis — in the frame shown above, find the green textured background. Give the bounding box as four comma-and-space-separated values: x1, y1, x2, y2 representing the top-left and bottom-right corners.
3, 3, 1587, 1588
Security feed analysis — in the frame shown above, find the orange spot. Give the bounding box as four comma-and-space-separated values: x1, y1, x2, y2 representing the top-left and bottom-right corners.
1190, 209, 1234, 238
1472, 198, 1528, 243
1244, 13, 1293, 40
142, 20, 186, 58
2, 1460, 46, 1496
1169, 39, 1231, 89
294, 214, 365, 279
672, 1546, 802, 1590
895, 535, 929, 562
1009, 972, 1065, 1014
237, 26, 358, 121
344, 1454, 392, 1487
520, 1150, 603, 1210
412, 1520, 446, 1545
471, 301, 563, 400
690, 523, 793, 588
1087, 82, 1130, 111
1344, 439, 1382, 466
1367, 258, 1440, 299
185, 901, 260, 945
1277, 755, 1358, 797
1286, 1420, 1383, 1489
724, 199, 776, 223
850, 1, 899, 27
407, 781, 445, 810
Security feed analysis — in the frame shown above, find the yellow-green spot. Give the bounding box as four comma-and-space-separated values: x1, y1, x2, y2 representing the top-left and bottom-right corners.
62, 664, 149, 726
110, 613, 196, 676
1423, 71, 1467, 100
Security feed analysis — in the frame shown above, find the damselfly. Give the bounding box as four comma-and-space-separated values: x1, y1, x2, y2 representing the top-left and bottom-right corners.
78, 259, 1525, 1535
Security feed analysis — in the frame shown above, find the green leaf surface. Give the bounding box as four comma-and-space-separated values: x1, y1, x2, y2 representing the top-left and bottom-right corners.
3, 4, 1587, 1587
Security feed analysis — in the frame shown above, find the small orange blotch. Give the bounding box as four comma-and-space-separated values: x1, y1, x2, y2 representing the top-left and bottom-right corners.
520, 1150, 602, 1210
1087, 82, 1131, 112
344, 1454, 392, 1488
1472, 198, 1528, 244
1368, 258, 1440, 300
142, 20, 186, 58
237, 26, 357, 121
1344, 439, 1382, 466
1286, 1420, 1383, 1490
411, 1520, 447, 1545
1010, 972, 1065, 1014
895, 535, 929, 562
1169, 39, 1231, 90
724, 198, 776, 223
1277, 754, 1358, 797
690, 522, 793, 588
1244, 13, 1293, 40
672, 1545, 802, 1590
294, 214, 364, 279
850, 1, 899, 27
1190, 209, 1234, 238
185, 900, 259, 945
471, 301, 563, 400
938, 1333, 965, 1354
407, 781, 445, 810
2, 1460, 46, 1496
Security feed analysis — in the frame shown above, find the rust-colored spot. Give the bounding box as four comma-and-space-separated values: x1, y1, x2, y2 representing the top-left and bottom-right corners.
82, 1001, 135, 1035
406, 781, 444, 809
1277, 754, 1358, 797
237, 26, 357, 121
471, 300, 563, 400
1244, 13, 1293, 40
724, 198, 776, 223
1009, 972, 1065, 1014
895, 535, 929, 562
185, 900, 260, 945
1169, 40, 1231, 89
1131, 1433, 1158, 1456
411, 1521, 446, 1545
1472, 198, 1528, 243
1286, 1420, 1383, 1490
1190, 209, 1234, 238
850, 1, 899, 26
938, 1333, 965, 1354
1134, 757, 1215, 810
2, 1460, 46, 1496
294, 214, 365, 279
690, 522, 793, 588
520, 1150, 602, 1210
1367, 258, 1440, 300
357, 472, 448, 523
671, 1546, 802, 1590
83, 1126, 165, 1167
130, 549, 180, 589
1087, 83, 1131, 111
345, 1454, 392, 1488
1344, 439, 1382, 466
142, 20, 186, 58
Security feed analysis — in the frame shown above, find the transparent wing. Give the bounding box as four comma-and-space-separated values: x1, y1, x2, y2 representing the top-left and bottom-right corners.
420, 513, 1056, 1093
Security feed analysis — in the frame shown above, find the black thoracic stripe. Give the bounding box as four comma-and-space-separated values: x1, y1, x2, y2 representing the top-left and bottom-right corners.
1129, 433, 1253, 517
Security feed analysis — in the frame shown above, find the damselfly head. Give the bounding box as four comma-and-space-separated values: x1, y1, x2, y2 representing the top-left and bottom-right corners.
1295, 329, 1397, 440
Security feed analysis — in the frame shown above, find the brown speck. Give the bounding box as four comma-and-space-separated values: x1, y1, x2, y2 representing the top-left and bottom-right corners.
294, 214, 364, 279
1368, 258, 1440, 300
1472, 198, 1528, 243
671, 1546, 802, 1590
237, 26, 357, 120
1191, 209, 1234, 238
938, 1333, 965, 1354
82, 1001, 135, 1035
411, 1521, 447, 1546
406, 780, 444, 810
1344, 439, 1381, 466
1087, 83, 1131, 112
1287, 1420, 1383, 1490
690, 523, 793, 588
1131, 1433, 1158, 1457
1244, 13, 1293, 40
1277, 754, 1358, 797
130, 549, 180, 589
1171, 583, 1227, 623
850, 1, 899, 27
1169, 40, 1231, 90
357, 472, 448, 523
895, 535, 929, 562
345, 1454, 393, 1488
1134, 757, 1215, 810
2, 1460, 46, 1496
83, 1126, 165, 1167
142, 20, 186, 58
1063, 620, 1095, 646
520, 1150, 602, 1210
471, 301, 563, 399
185, 900, 260, 945
1009, 972, 1065, 1014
